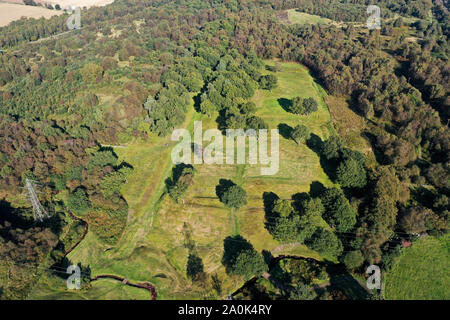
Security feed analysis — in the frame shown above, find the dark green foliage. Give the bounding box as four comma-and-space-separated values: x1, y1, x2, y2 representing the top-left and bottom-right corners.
307, 229, 343, 258
0, 0, 448, 299
336, 158, 367, 188
281, 259, 327, 286
321, 136, 345, 160
222, 235, 267, 279
425, 163, 450, 189
67, 188, 90, 215
289, 283, 317, 300
287, 97, 318, 115
321, 188, 357, 232
246, 116, 268, 130
230, 249, 267, 279
147, 82, 191, 136
302, 97, 318, 114
99, 168, 130, 197
291, 124, 310, 144
342, 250, 364, 270
398, 206, 446, 234
272, 199, 294, 217
221, 185, 248, 210
258, 74, 278, 90
240, 102, 257, 115
168, 164, 195, 203
88, 150, 118, 170
186, 254, 204, 281
290, 96, 304, 114
267, 197, 323, 244
271, 215, 303, 243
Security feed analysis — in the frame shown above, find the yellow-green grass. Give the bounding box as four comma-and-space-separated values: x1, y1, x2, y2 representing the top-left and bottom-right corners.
28, 272, 149, 300
138, 61, 336, 297
30, 100, 199, 300
325, 95, 376, 167
284, 9, 332, 25
31, 61, 338, 299
384, 234, 450, 300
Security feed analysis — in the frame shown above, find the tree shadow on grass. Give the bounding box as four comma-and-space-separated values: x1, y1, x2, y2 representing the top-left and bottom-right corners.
325, 264, 370, 300
309, 181, 327, 198
306, 133, 338, 182
215, 109, 234, 135
262, 191, 280, 232
187, 253, 204, 280
277, 98, 292, 113
278, 123, 293, 140
291, 192, 310, 212
306, 133, 323, 155
192, 92, 202, 113
222, 235, 254, 274
262, 250, 274, 267
361, 130, 387, 165
165, 163, 194, 190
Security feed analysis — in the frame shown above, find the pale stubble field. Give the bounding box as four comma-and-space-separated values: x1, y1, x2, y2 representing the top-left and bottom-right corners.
0, 0, 114, 27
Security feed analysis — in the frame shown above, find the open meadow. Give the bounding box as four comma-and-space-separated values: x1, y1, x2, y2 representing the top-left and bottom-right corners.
28, 60, 343, 299
384, 233, 450, 300
285, 9, 332, 25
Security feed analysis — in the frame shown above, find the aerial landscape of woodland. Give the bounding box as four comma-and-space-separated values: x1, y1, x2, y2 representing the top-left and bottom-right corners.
0, 0, 448, 303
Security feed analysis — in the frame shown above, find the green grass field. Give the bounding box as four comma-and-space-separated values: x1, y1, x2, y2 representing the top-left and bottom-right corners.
384, 234, 450, 300
29, 61, 341, 299
284, 9, 332, 25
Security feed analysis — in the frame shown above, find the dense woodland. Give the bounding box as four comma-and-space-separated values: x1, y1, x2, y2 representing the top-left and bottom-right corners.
0, 0, 448, 299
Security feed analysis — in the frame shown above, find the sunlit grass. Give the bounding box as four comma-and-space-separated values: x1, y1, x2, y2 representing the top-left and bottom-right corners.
284, 9, 332, 25
32, 61, 339, 299
384, 234, 450, 300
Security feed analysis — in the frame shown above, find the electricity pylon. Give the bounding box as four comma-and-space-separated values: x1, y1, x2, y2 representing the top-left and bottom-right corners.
24, 179, 50, 222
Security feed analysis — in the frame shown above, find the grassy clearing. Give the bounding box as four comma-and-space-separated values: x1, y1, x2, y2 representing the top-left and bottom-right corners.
31, 61, 339, 299
325, 95, 376, 167
284, 9, 332, 25
384, 234, 450, 300
144, 60, 336, 297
